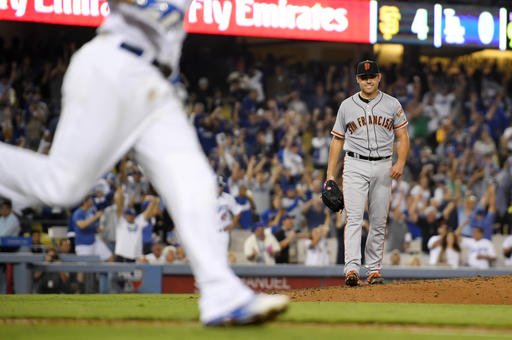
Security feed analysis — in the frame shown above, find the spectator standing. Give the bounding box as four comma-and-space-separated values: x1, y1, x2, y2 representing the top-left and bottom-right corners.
409, 195, 455, 253
307, 83, 329, 112
272, 213, 297, 264
469, 184, 496, 240
265, 65, 291, 103
195, 77, 213, 110
114, 188, 160, 262
0, 198, 20, 238
122, 164, 150, 209
70, 196, 112, 261
495, 157, 511, 234
304, 225, 330, 266
311, 123, 330, 171
99, 201, 118, 253
281, 141, 304, 181
261, 195, 285, 228
287, 90, 308, 116
140, 196, 160, 254
244, 221, 281, 265
246, 156, 280, 215
457, 193, 479, 238
92, 181, 113, 211
386, 205, 411, 253
281, 184, 304, 230
302, 195, 329, 231
235, 184, 257, 230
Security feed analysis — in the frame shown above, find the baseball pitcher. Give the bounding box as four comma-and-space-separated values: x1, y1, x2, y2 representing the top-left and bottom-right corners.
0, 0, 288, 325
323, 60, 410, 286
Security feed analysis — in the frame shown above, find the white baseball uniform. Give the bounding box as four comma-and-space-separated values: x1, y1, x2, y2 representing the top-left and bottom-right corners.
0, 0, 252, 322
217, 191, 243, 251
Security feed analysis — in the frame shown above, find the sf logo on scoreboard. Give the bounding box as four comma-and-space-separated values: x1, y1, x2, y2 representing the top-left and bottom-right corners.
377, 3, 433, 45
379, 6, 401, 41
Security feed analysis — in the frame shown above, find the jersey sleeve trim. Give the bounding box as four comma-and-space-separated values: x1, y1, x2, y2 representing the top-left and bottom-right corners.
393, 121, 408, 130
331, 130, 345, 139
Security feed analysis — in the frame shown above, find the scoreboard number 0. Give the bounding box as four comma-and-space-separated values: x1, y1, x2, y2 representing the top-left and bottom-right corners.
411, 8, 429, 40
478, 11, 495, 45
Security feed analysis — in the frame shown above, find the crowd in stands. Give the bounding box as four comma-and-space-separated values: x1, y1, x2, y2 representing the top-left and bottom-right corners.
1, 35, 512, 273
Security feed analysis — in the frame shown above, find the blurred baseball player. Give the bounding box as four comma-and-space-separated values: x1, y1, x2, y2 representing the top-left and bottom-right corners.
217, 176, 242, 251
0, 0, 288, 325
323, 60, 410, 286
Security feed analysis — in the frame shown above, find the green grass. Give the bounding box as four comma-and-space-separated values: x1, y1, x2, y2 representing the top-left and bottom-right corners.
0, 295, 199, 321
2, 324, 511, 340
1, 295, 511, 339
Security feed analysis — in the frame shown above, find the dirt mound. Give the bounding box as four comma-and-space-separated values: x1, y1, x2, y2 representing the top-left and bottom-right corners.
289, 275, 512, 305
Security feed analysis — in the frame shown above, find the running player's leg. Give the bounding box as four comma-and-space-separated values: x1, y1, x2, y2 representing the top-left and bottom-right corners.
365, 160, 393, 273
133, 96, 253, 323
342, 157, 370, 274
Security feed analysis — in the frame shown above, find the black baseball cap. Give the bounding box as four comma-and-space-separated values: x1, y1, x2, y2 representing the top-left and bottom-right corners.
356, 60, 380, 76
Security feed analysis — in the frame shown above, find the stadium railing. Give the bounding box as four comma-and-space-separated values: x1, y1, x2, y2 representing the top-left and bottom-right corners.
2, 253, 512, 294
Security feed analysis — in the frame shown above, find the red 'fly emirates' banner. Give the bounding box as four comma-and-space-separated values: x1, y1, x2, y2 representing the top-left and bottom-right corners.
185, 0, 371, 43
0, 0, 109, 26
0, 0, 372, 44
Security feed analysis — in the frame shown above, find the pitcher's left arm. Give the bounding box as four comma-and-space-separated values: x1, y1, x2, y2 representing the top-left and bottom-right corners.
390, 127, 409, 180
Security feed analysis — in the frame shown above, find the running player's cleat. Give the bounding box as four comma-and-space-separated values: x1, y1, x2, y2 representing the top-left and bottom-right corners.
204, 294, 289, 327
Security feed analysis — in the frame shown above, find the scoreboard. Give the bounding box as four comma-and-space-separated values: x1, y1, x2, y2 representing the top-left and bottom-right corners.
375, 2, 509, 50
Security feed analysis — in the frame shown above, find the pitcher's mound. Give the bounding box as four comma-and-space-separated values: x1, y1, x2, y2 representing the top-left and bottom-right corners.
289, 275, 512, 305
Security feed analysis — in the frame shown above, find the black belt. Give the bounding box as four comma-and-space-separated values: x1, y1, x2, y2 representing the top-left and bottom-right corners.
346, 151, 391, 161
120, 42, 172, 78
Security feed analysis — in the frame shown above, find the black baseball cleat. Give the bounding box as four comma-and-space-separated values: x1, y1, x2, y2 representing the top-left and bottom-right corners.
345, 270, 360, 287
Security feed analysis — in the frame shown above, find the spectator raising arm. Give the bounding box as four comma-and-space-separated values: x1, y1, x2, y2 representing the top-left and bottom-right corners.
142, 196, 161, 221
114, 186, 124, 219
76, 209, 102, 229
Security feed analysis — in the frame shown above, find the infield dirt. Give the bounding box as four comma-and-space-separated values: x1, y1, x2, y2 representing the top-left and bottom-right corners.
289, 275, 512, 305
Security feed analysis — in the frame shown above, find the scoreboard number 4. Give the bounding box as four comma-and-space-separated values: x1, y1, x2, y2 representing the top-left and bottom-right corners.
411, 8, 429, 40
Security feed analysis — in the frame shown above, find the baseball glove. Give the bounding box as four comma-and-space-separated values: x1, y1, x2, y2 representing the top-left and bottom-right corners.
321, 180, 344, 212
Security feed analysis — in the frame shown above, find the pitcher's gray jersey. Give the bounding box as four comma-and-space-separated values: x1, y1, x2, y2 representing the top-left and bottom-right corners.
331, 91, 408, 157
